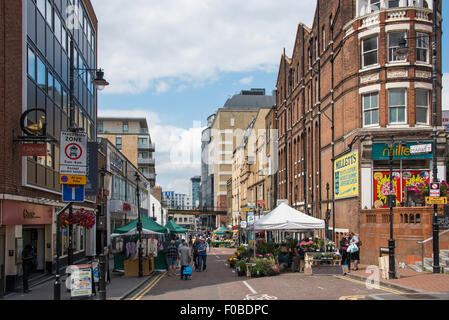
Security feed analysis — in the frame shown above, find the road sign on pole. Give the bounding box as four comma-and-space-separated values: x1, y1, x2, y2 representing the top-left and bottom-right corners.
60, 131, 87, 175
62, 184, 85, 202
430, 182, 440, 197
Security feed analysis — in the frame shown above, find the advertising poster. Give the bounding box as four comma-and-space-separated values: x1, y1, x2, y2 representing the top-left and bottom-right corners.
334, 151, 359, 200
372, 170, 430, 208
71, 266, 93, 297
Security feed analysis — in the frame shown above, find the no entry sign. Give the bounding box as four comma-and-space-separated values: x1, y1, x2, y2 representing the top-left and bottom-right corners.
60, 131, 87, 175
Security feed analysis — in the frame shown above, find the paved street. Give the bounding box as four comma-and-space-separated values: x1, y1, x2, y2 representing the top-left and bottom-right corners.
134, 248, 396, 300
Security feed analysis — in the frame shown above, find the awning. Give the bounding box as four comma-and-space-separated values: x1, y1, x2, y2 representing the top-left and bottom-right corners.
111, 214, 168, 237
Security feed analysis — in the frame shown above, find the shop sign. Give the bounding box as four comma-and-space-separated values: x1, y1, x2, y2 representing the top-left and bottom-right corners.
257, 200, 265, 206
20, 143, 47, 156
334, 151, 358, 200
70, 265, 93, 297
240, 221, 247, 229
371, 142, 433, 160
123, 202, 131, 211
85, 142, 98, 196
426, 197, 447, 205
1, 200, 52, 225
247, 211, 254, 225
410, 144, 432, 155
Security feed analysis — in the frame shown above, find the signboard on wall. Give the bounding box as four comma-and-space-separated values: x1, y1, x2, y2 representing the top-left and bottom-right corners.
371, 142, 433, 160
443, 110, 449, 132
334, 151, 359, 200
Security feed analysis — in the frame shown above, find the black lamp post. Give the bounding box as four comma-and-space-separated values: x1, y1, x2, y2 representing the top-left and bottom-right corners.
387, 136, 396, 280
152, 203, 155, 221
394, 0, 441, 273
54, 203, 72, 300
326, 183, 330, 241
135, 172, 143, 277
98, 166, 107, 300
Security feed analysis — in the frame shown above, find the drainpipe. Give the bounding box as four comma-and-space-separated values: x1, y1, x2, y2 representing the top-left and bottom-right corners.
317, 0, 322, 226
283, 48, 288, 202
302, 27, 308, 214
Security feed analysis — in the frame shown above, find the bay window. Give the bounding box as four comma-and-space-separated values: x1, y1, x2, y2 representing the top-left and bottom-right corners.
362, 36, 378, 67
416, 32, 429, 63
388, 89, 407, 124
388, 31, 407, 62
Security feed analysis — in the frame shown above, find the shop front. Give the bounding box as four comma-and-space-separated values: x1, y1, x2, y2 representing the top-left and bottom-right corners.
0, 200, 53, 291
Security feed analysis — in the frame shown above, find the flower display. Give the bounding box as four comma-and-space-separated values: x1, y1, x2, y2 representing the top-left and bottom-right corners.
59, 209, 96, 229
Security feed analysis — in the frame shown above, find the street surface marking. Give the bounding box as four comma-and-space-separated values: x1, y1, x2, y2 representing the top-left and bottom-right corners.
130, 272, 166, 300
243, 281, 258, 294
339, 295, 366, 300
244, 294, 278, 300
334, 275, 404, 295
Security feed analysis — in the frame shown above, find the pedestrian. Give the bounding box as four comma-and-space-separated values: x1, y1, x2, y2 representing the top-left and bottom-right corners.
178, 239, 192, 280
340, 233, 351, 273
197, 239, 207, 272
166, 240, 178, 276
192, 237, 200, 271
207, 236, 211, 252
21, 244, 34, 293
349, 232, 361, 271
292, 241, 304, 272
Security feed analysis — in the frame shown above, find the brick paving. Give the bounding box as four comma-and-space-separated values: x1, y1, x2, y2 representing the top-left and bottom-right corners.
348, 264, 449, 293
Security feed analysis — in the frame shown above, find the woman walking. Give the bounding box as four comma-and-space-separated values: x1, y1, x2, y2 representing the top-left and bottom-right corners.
340, 233, 351, 273
349, 232, 361, 271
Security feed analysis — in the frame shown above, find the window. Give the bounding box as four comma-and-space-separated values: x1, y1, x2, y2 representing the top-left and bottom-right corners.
116, 136, 122, 150
230, 118, 235, 126
322, 27, 326, 53
138, 137, 148, 144
61, 27, 67, 51
54, 12, 62, 44
388, 89, 406, 124
123, 121, 128, 133
47, 71, 54, 99
54, 79, 62, 107
370, 0, 381, 11
36, 0, 46, 18
416, 32, 429, 63
46, 0, 53, 29
63, 89, 69, 115
363, 92, 379, 126
416, 89, 429, 124
388, 0, 400, 8
37, 57, 46, 89
27, 48, 36, 80
388, 32, 406, 62
362, 36, 378, 67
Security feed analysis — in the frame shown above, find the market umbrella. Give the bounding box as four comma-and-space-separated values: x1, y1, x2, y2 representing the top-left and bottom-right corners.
111, 214, 168, 237
213, 226, 231, 234
165, 220, 188, 234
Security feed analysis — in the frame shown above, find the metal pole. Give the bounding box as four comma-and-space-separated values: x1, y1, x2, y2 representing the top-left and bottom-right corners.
54, 202, 72, 300
152, 203, 155, 220
68, 206, 73, 266
99, 167, 106, 300
431, 0, 440, 274
389, 136, 396, 280
135, 173, 143, 277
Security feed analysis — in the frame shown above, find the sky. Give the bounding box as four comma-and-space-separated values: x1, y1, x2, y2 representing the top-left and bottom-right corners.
91, 0, 449, 195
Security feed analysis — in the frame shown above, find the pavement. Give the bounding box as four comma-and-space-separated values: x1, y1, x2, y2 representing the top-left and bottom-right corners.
345, 264, 449, 294
1, 256, 161, 301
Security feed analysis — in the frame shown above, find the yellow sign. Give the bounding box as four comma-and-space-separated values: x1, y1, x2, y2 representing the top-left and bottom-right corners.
334, 151, 359, 200
59, 174, 87, 185
425, 197, 447, 205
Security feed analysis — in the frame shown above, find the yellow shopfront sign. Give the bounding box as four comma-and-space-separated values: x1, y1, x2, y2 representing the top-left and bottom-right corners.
334, 151, 359, 200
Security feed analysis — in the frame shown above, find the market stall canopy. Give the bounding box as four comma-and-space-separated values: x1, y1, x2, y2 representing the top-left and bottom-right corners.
251, 203, 325, 231
213, 226, 231, 234
111, 214, 168, 237
165, 220, 188, 234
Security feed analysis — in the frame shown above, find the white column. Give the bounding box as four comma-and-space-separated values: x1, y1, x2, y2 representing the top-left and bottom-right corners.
361, 167, 373, 210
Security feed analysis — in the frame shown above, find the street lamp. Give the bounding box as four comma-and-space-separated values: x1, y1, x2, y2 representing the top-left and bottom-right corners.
134, 172, 143, 278
393, 0, 441, 273
98, 166, 107, 300
387, 136, 397, 280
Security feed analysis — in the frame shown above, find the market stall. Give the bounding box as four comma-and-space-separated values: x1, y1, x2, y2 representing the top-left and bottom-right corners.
111, 215, 168, 276
164, 220, 188, 235
211, 226, 234, 247
249, 203, 341, 275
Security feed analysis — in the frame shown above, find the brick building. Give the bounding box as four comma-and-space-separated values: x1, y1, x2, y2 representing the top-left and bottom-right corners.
275, 0, 446, 262
0, 0, 100, 292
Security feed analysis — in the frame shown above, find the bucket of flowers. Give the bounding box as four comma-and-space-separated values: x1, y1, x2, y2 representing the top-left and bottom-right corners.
227, 256, 238, 268
325, 241, 336, 252
300, 240, 318, 252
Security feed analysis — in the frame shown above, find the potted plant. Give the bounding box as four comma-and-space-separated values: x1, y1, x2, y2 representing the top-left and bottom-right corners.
235, 260, 247, 276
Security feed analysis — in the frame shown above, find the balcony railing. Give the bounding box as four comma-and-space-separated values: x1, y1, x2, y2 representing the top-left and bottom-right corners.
100, 128, 149, 134
357, 0, 433, 18
137, 158, 155, 165
138, 142, 155, 152
143, 173, 156, 180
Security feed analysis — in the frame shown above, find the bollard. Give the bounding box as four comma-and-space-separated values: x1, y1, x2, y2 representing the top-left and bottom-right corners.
98, 254, 106, 300
0, 264, 4, 298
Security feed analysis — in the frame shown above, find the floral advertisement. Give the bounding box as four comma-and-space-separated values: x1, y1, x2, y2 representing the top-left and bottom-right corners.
373, 170, 430, 208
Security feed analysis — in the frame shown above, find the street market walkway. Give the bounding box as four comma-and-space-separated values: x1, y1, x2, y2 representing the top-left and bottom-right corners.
135, 248, 393, 300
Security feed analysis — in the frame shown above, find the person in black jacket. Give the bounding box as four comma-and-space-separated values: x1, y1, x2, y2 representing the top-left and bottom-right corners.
340, 233, 351, 273
21, 245, 34, 293
191, 237, 200, 271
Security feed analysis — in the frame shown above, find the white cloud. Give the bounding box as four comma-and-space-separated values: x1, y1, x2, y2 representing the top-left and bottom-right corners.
443, 73, 449, 110
239, 76, 254, 85
98, 109, 203, 193
91, 0, 315, 94
155, 81, 170, 93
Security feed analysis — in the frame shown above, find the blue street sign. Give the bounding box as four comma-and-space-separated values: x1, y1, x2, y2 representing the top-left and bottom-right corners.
62, 184, 85, 202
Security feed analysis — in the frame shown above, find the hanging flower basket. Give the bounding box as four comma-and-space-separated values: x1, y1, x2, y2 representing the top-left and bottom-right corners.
59, 209, 96, 229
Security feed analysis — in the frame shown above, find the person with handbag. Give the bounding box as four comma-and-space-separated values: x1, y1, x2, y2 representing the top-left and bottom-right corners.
349, 232, 361, 271
339, 233, 351, 273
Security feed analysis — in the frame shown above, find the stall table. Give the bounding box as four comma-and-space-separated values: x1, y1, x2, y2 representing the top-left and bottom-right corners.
304, 252, 342, 275
124, 256, 154, 277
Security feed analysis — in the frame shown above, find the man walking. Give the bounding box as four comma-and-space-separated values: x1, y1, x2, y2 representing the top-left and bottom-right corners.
178, 239, 192, 280
192, 237, 200, 271
21, 245, 34, 293
166, 240, 178, 276
198, 239, 207, 272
